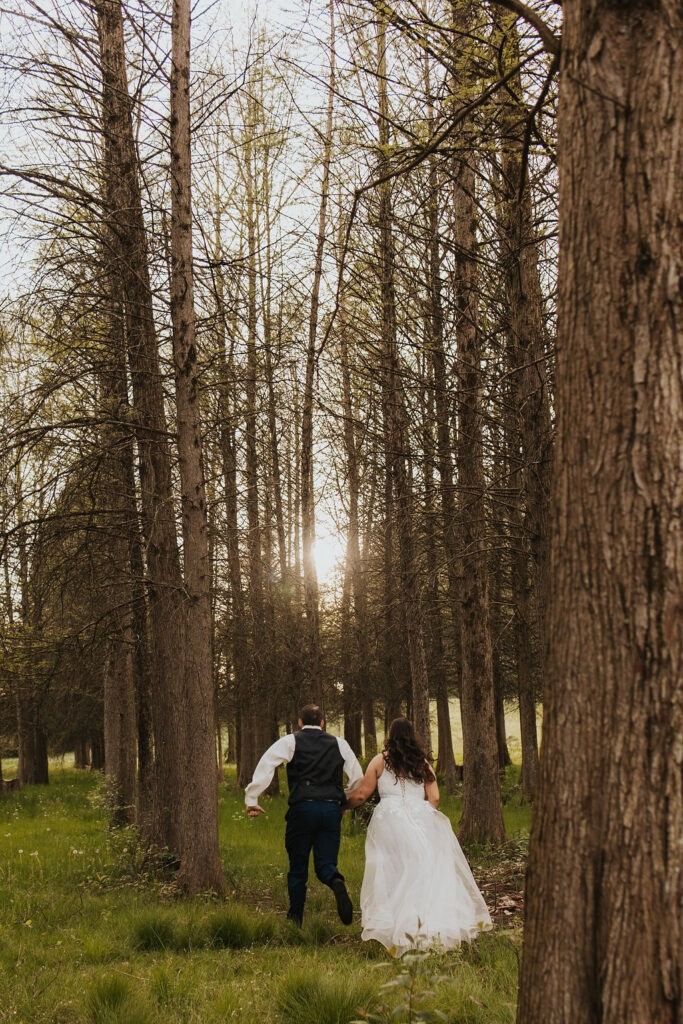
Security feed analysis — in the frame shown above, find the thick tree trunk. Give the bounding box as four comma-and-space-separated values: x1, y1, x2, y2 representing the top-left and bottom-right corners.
34, 728, 48, 785
496, 13, 553, 664
102, 327, 154, 822
169, 0, 225, 893
517, 4, 683, 1021
452, 147, 506, 844
99, 267, 137, 827
103, 640, 136, 825
95, 0, 185, 855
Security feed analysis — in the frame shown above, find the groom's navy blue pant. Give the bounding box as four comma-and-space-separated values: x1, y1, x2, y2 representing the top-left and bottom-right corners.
284, 800, 343, 922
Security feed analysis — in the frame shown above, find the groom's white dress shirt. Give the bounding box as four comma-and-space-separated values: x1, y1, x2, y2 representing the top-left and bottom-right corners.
245, 726, 364, 808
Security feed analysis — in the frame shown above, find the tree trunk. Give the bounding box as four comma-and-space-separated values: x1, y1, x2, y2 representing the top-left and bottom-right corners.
90, 732, 105, 772
95, 0, 185, 855
376, 15, 431, 755
495, 12, 553, 664
34, 727, 49, 785
241, 105, 264, 786
212, 223, 252, 790
74, 738, 90, 770
227, 717, 236, 765
509, 457, 537, 800
300, 0, 335, 707
169, 0, 225, 893
488, 418, 512, 773
517, 4, 682, 1020
103, 640, 136, 825
422, 381, 458, 789
339, 288, 375, 757
2, 537, 13, 788
423, 52, 458, 789
452, 85, 506, 845
128, 515, 154, 828
99, 262, 137, 828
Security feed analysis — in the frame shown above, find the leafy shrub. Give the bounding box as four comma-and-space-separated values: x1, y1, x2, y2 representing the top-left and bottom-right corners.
277, 967, 377, 1024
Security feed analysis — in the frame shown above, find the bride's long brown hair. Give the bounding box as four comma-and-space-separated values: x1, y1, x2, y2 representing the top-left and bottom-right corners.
382, 718, 434, 784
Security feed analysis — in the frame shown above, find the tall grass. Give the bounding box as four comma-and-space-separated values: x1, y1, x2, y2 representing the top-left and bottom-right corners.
85, 975, 151, 1024
0, 762, 528, 1024
277, 967, 378, 1024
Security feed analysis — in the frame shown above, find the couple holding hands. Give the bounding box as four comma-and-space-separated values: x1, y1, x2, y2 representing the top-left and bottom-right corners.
245, 704, 491, 956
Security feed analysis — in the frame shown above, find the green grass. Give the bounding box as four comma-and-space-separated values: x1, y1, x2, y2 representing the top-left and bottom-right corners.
277, 966, 378, 1023
0, 754, 529, 1024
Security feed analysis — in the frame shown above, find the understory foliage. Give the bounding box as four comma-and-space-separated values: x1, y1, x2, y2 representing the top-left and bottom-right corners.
0, 765, 525, 1023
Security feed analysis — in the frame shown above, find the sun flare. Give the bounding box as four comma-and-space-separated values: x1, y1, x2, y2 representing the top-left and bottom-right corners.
312, 532, 346, 584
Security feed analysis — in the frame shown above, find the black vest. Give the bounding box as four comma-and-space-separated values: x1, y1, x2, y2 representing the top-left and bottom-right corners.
286, 729, 345, 805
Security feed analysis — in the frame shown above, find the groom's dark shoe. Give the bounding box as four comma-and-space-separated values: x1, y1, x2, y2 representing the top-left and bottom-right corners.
331, 876, 353, 925
286, 910, 303, 928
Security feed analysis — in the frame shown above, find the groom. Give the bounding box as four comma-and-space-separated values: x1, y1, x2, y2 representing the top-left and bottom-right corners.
245, 704, 363, 927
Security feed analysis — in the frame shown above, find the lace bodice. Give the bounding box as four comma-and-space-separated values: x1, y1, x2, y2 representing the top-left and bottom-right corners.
377, 765, 427, 802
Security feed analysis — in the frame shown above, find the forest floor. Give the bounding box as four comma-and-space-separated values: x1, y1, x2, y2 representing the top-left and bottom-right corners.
0, 764, 530, 1024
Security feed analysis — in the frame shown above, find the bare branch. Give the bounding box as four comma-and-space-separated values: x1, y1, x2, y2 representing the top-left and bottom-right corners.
492, 0, 561, 56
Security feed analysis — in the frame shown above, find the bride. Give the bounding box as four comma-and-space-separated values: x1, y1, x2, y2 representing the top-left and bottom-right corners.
345, 718, 492, 956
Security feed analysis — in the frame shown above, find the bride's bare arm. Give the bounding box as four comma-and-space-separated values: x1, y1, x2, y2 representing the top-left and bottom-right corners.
424, 764, 439, 808
344, 754, 384, 808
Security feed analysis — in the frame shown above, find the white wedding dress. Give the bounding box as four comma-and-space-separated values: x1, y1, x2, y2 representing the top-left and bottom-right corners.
360, 766, 492, 956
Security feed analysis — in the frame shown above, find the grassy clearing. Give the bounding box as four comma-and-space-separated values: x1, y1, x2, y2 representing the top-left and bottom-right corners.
0, 760, 529, 1024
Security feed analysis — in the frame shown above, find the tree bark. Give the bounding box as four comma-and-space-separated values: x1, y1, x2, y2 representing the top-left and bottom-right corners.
240, 97, 264, 785
128, 513, 154, 828
169, 0, 225, 893
95, 0, 185, 855
517, 4, 683, 1020
451, 35, 506, 842
99, 263, 137, 828
509, 453, 537, 800
376, 14, 431, 755
103, 639, 136, 825
339, 292, 375, 756
495, 11, 553, 664
422, 379, 458, 790
300, 0, 335, 707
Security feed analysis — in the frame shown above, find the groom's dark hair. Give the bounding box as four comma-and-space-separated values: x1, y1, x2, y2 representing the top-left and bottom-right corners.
299, 704, 324, 726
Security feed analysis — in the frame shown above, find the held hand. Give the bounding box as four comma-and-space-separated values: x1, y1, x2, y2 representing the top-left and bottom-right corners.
246, 805, 266, 818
